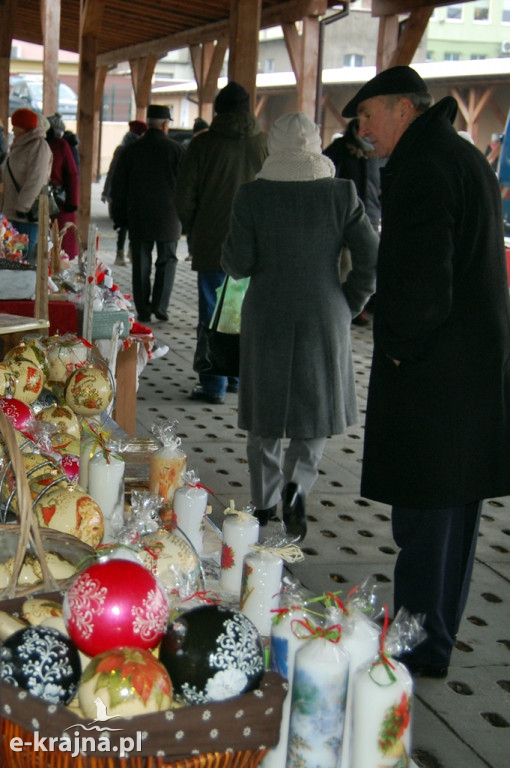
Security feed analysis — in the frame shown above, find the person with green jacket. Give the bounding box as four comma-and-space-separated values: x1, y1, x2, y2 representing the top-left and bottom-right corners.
176, 81, 268, 404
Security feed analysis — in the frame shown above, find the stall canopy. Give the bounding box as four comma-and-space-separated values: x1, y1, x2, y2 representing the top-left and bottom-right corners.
0, 0, 483, 237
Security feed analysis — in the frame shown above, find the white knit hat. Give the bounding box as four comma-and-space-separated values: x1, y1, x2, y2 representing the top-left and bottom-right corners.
268, 112, 322, 155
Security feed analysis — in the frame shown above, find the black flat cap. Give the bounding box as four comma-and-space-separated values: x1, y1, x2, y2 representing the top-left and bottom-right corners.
342, 66, 429, 118
147, 104, 171, 120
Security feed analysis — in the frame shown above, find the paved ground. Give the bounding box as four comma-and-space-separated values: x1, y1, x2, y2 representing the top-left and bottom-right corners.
89, 180, 509, 768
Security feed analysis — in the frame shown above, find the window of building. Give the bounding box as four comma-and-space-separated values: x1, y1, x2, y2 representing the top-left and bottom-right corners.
503, 0, 510, 22
264, 59, 275, 73
343, 53, 365, 67
446, 4, 463, 21
473, 0, 490, 22
470, 53, 487, 59
444, 52, 461, 60
426, 50, 434, 62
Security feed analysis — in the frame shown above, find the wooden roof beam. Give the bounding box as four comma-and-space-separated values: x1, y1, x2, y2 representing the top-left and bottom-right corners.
97, 0, 329, 67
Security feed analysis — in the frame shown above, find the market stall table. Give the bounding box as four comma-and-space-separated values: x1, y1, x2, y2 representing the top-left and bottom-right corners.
0, 313, 50, 358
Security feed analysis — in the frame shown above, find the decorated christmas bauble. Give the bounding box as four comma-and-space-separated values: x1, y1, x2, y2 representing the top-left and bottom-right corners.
79, 647, 172, 718
63, 560, 169, 657
0, 397, 34, 432
159, 605, 265, 705
35, 404, 81, 439
59, 454, 80, 482
65, 365, 113, 416
140, 528, 203, 594
0, 364, 16, 398
4, 341, 49, 383
33, 483, 104, 548
46, 336, 89, 384
30, 387, 60, 415
7, 357, 45, 404
49, 431, 81, 456
0, 625, 81, 705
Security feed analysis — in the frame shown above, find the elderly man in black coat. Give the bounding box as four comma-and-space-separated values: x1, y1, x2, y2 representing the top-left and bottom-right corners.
111, 104, 184, 322
343, 66, 510, 678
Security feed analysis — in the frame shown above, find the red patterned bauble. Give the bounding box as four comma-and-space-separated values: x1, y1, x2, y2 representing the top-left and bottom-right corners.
60, 453, 80, 482
63, 560, 169, 657
0, 397, 34, 433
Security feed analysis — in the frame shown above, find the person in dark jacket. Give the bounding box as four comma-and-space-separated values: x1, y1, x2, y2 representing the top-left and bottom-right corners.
111, 105, 184, 323
102, 119, 147, 265
343, 66, 510, 678
176, 81, 268, 404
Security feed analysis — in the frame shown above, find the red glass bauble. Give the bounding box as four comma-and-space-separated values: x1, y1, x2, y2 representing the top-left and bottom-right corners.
0, 397, 34, 433
63, 560, 169, 657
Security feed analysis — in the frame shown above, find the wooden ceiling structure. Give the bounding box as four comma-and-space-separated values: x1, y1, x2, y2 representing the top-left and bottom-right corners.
0, 0, 484, 236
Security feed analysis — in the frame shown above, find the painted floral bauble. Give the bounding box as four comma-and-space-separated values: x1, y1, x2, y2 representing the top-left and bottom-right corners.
79, 647, 172, 718
63, 560, 169, 657
0, 397, 34, 432
50, 431, 81, 456
65, 366, 113, 416
46, 336, 89, 384
0, 363, 17, 398
7, 357, 45, 404
140, 528, 203, 594
33, 484, 104, 548
4, 342, 49, 383
0, 625, 81, 705
35, 404, 81, 439
159, 605, 264, 705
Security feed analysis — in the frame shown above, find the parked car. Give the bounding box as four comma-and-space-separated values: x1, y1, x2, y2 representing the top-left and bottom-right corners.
9, 76, 78, 119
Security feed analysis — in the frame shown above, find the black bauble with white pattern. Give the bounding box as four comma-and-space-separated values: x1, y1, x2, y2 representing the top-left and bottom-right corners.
1, 625, 81, 705
159, 604, 264, 705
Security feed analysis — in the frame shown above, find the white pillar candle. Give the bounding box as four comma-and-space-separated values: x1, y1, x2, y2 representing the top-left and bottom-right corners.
261, 608, 312, 768
239, 549, 283, 637
219, 513, 259, 594
286, 631, 349, 768
350, 658, 413, 768
339, 611, 381, 768
173, 484, 208, 555
88, 449, 125, 544
78, 435, 98, 492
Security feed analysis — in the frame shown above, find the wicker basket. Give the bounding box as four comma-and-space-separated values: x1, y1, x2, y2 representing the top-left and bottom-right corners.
0, 410, 286, 767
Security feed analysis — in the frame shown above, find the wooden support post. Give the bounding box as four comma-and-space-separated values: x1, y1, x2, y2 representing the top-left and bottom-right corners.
41, 0, 61, 116
130, 54, 158, 118
35, 195, 49, 333
228, 0, 262, 110
0, 0, 17, 130
77, 0, 105, 244
190, 39, 228, 122
297, 16, 319, 118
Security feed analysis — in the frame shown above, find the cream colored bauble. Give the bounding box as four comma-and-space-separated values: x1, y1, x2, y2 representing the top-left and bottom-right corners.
33, 484, 104, 548
35, 404, 81, 439
65, 365, 113, 416
7, 358, 44, 404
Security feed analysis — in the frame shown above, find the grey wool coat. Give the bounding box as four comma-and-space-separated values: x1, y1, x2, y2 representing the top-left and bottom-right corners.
221, 178, 379, 439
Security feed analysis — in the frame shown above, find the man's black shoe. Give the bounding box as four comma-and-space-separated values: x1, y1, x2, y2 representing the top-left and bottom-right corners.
227, 383, 239, 394
154, 311, 169, 321
189, 385, 225, 405
398, 660, 448, 679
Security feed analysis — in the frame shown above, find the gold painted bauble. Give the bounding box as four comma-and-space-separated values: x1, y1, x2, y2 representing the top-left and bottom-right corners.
7, 358, 44, 404
33, 484, 104, 548
46, 336, 89, 384
35, 404, 81, 439
0, 364, 17, 398
64, 365, 113, 416
49, 431, 81, 456
79, 647, 172, 719
4, 342, 49, 383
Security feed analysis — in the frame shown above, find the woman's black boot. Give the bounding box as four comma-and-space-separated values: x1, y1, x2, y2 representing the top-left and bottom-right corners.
282, 482, 307, 541
253, 505, 277, 527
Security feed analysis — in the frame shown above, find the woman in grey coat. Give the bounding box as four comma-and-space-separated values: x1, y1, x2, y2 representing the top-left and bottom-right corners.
221, 112, 378, 540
